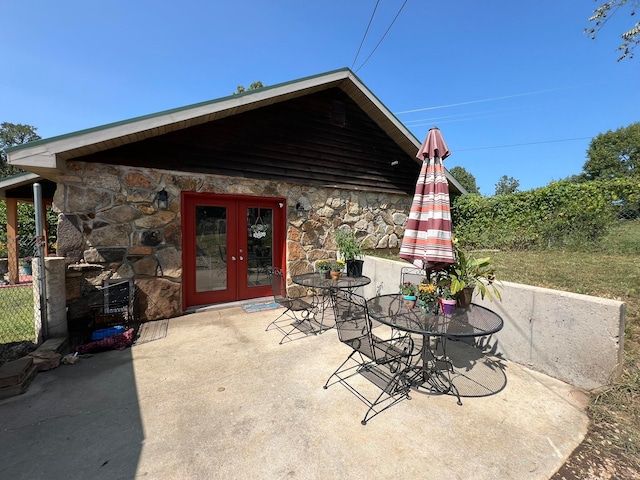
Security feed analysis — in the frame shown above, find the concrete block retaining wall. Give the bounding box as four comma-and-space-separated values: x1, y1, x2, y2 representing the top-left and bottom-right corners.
360, 255, 625, 391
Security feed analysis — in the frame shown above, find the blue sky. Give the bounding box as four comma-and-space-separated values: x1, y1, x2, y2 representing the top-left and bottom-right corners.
2, 1, 638, 194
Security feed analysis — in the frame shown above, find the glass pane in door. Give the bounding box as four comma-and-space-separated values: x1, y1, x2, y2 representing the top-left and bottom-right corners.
246, 207, 273, 287
195, 205, 227, 292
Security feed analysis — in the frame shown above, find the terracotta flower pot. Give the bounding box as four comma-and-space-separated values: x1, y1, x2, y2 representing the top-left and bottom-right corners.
330, 271, 342, 281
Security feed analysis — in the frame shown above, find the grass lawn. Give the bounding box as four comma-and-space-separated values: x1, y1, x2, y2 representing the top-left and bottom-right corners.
0, 285, 35, 344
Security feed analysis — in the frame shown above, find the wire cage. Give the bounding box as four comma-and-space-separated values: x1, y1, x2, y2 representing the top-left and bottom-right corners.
66, 278, 138, 346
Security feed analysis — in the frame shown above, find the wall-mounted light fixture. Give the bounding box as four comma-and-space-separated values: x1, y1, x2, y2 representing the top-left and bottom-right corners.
157, 188, 169, 210
295, 196, 311, 217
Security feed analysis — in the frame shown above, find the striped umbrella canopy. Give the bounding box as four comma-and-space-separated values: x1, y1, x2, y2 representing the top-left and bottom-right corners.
399, 127, 455, 271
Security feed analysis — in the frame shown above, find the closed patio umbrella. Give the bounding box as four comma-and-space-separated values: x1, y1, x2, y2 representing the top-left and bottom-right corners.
399, 127, 455, 271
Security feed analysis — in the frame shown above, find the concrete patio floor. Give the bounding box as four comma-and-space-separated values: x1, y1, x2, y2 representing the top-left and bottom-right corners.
0, 303, 589, 480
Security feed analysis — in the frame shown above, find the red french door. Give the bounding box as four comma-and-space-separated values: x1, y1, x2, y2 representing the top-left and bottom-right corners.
182, 193, 286, 309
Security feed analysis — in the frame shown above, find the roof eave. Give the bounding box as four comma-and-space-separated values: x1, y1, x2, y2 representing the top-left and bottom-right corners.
7, 69, 351, 165
7, 68, 423, 168
6, 67, 466, 193
0, 172, 41, 199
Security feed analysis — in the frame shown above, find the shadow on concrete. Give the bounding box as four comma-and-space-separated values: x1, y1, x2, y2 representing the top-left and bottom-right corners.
0, 348, 143, 480
0, 305, 589, 480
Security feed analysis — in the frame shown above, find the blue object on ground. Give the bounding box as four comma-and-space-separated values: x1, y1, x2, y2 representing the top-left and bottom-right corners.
91, 326, 126, 341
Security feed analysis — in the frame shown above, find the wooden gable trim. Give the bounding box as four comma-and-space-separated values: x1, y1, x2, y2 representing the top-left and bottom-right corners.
75, 89, 421, 195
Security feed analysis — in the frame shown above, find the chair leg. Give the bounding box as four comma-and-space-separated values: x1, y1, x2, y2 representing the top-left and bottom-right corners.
360, 368, 412, 425
324, 352, 414, 425
265, 308, 289, 332
323, 350, 358, 390
266, 306, 320, 344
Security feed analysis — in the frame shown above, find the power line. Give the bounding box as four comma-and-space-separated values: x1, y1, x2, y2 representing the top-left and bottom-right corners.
403, 107, 521, 125
455, 136, 593, 153
395, 86, 573, 115
354, 0, 409, 73
351, 0, 380, 69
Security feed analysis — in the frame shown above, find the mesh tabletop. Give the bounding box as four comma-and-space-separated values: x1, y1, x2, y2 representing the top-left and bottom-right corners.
367, 294, 503, 338
292, 273, 371, 290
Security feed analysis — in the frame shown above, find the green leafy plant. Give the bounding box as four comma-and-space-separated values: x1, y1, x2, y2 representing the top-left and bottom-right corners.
418, 280, 438, 303
451, 178, 640, 251
443, 239, 502, 302
316, 260, 331, 273
400, 282, 417, 296
334, 230, 363, 261
327, 259, 345, 272
437, 284, 454, 300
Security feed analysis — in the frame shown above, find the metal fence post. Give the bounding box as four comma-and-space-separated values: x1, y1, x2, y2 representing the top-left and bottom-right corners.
33, 183, 48, 339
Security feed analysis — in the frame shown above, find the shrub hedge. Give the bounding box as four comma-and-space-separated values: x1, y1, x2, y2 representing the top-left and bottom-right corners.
452, 178, 640, 252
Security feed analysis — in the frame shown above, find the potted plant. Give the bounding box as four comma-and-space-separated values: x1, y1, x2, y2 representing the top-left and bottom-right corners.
334, 230, 364, 277
316, 260, 331, 278
400, 282, 418, 308
437, 284, 457, 314
417, 279, 438, 314
446, 239, 502, 308
328, 259, 345, 280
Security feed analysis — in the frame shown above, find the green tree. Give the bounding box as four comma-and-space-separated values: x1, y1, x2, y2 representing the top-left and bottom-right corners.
0, 122, 41, 177
0, 122, 57, 256
494, 175, 520, 196
583, 122, 640, 180
233, 81, 265, 95
586, 0, 640, 61
449, 166, 480, 194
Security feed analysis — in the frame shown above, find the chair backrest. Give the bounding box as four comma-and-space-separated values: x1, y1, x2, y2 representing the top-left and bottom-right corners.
400, 266, 428, 290
332, 292, 376, 360
268, 266, 288, 303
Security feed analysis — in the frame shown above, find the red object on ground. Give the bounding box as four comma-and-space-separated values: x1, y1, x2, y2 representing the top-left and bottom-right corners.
77, 328, 135, 354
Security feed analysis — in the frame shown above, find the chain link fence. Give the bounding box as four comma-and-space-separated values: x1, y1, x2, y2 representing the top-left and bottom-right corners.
0, 234, 39, 365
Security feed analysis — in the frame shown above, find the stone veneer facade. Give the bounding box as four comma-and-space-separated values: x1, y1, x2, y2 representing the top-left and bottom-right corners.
55, 161, 411, 322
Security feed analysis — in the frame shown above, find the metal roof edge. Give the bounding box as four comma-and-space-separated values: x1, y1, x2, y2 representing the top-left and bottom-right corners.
0, 171, 40, 187
0, 172, 42, 197
343, 70, 421, 149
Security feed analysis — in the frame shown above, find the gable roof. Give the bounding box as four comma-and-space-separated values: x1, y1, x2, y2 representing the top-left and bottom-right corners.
7, 67, 465, 194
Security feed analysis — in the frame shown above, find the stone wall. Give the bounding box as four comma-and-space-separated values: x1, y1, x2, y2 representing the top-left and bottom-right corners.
55, 161, 411, 320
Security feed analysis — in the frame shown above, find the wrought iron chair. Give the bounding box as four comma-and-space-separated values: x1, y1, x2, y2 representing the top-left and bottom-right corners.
266, 267, 319, 344
400, 266, 428, 289
323, 292, 416, 425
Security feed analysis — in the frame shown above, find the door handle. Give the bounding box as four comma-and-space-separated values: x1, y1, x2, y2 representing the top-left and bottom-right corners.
239, 256, 244, 261
231, 256, 237, 261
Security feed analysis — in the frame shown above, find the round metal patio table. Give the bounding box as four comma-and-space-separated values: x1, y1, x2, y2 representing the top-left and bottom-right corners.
292, 273, 371, 332
366, 293, 504, 404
